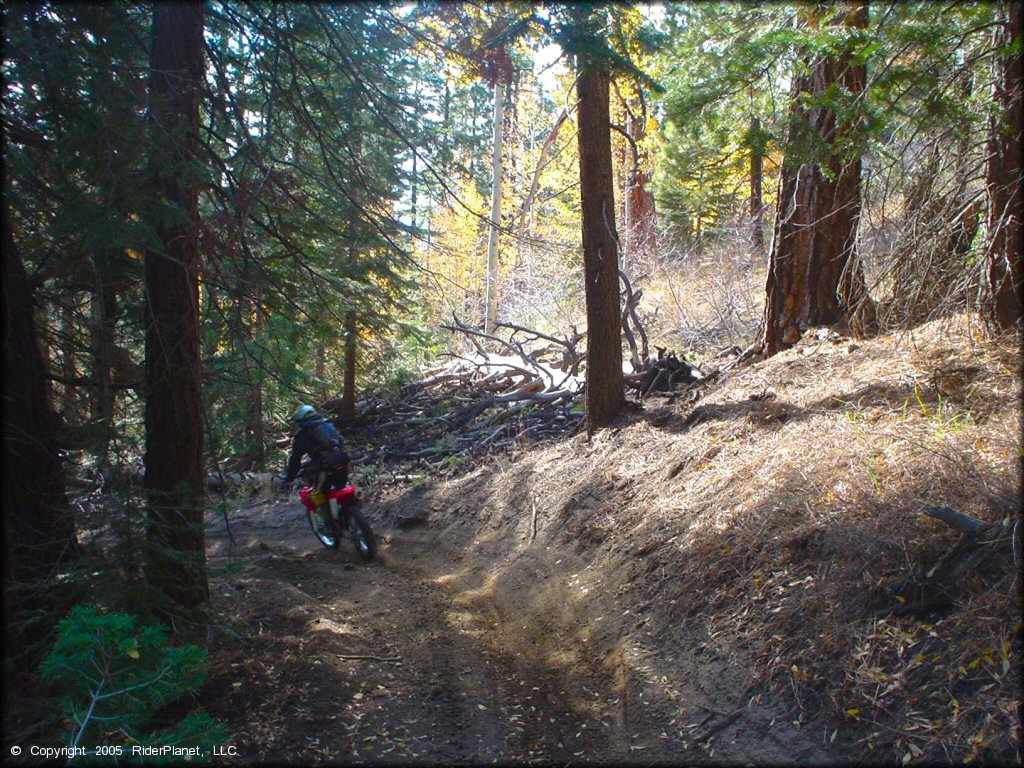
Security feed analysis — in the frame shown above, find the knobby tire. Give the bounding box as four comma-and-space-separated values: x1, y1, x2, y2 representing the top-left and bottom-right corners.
347, 506, 376, 561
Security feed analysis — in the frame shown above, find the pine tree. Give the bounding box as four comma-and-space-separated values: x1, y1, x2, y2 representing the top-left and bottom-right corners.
762, 2, 874, 355
200, 3, 414, 435
554, 5, 627, 432
653, 3, 790, 248
984, 1, 1023, 329
3, 3, 151, 460
143, 1, 209, 614
2, 208, 80, 657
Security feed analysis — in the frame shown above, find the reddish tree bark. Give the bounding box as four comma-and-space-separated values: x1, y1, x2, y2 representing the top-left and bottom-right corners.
577, 58, 624, 433
143, 1, 208, 612
985, 1, 1023, 329
616, 88, 657, 265
763, 132, 816, 353
627, 105, 658, 262
762, 2, 873, 356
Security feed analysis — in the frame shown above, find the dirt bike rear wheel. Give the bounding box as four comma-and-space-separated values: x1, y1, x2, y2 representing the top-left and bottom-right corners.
346, 506, 376, 561
308, 507, 340, 549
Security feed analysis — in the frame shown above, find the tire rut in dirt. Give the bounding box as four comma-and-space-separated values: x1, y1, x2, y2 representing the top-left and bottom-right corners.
204, 512, 630, 763
381, 536, 628, 763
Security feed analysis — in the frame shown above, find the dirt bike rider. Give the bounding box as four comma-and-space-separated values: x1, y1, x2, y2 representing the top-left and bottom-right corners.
279, 405, 350, 522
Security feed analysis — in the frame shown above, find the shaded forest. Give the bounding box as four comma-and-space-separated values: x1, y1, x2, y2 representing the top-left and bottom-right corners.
2, 1, 1021, 764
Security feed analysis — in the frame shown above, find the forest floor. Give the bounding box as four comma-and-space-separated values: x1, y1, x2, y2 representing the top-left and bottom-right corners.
200, 314, 1021, 766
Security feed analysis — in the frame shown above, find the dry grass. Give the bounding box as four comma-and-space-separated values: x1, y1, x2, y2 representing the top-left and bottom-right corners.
641, 232, 766, 357
651, 316, 1018, 762
424, 312, 1021, 764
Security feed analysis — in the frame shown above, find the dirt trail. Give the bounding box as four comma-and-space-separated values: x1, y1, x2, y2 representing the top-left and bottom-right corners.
203, 498, 644, 764
201, 480, 865, 766
201, 474, 866, 767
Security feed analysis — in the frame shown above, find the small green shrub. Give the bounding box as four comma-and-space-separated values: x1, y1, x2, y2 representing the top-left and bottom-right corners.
40, 605, 226, 762
912, 386, 974, 434
439, 453, 466, 469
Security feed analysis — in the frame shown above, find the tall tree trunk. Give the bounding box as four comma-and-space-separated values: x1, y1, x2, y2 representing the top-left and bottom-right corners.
485, 75, 505, 335
762, 2, 873, 355
810, 3, 873, 329
410, 150, 418, 232
234, 261, 266, 463
577, 59, 624, 433
629, 166, 657, 260
143, 1, 208, 614
251, 376, 265, 465
60, 302, 79, 421
614, 87, 634, 272
762, 136, 815, 354
89, 268, 117, 460
342, 121, 363, 419
985, 0, 1023, 329
342, 309, 358, 419
750, 117, 765, 255
3, 207, 79, 660
411, 82, 420, 231
341, 244, 358, 419
624, 92, 657, 263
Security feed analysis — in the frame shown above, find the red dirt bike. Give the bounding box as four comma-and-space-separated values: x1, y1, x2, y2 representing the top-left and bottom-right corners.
299, 482, 376, 561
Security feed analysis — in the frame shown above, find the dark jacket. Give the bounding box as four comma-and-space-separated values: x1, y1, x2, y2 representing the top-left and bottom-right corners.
283, 416, 343, 483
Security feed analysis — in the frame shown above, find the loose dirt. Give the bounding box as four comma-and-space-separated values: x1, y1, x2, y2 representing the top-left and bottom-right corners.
203, 493, 835, 765
203, 502, 640, 764
202, 499, 614, 765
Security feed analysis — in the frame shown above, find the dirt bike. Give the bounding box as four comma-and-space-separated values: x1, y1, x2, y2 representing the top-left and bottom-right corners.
297, 470, 376, 561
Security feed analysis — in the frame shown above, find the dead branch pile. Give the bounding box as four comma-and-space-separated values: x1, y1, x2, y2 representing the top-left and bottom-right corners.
324, 317, 704, 470
331, 318, 587, 467
73, 320, 707, 497
624, 346, 703, 395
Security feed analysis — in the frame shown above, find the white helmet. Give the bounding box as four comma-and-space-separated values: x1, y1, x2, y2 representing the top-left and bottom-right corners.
289, 404, 316, 423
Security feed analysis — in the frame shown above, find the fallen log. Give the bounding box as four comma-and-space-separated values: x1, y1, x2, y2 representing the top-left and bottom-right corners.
921, 506, 998, 584
877, 505, 1015, 617
401, 372, 470, 396
923, 505, 988, 536
493, 387, 575, 405
277, 320, 592, 474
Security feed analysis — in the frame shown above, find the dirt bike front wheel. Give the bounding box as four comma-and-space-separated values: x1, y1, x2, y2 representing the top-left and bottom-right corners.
308, 507, 340, 549
346, 506, 376, 561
